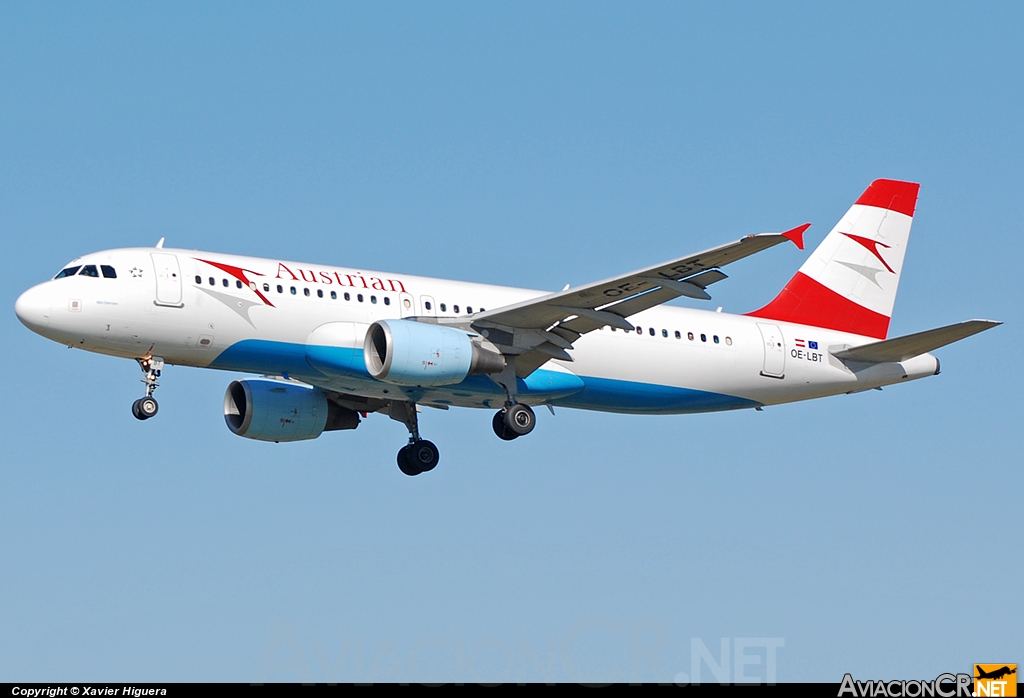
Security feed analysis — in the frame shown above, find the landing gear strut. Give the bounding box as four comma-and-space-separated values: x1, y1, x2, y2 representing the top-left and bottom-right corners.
388, 401, 439, 476
132, 356, 164, 421
492, 402, 536, 440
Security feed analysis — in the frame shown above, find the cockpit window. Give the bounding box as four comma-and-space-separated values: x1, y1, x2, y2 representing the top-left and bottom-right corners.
101, 265, 116, 278
54, 266, 81, 279
79, 265, 99, 277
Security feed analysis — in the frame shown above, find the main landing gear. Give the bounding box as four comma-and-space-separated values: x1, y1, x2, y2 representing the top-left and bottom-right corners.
388, 401, 439, 477
488, 365, 538, 441
132, 356, 164, 421
491, 402, 536, 441
397, 440, 440, 477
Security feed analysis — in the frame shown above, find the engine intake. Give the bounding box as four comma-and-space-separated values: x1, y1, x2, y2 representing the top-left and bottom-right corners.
224, 379, 359, 442
364, 319, 505, 387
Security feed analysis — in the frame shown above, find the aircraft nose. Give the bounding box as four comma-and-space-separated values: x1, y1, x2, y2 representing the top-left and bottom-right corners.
15, 284, 52, 332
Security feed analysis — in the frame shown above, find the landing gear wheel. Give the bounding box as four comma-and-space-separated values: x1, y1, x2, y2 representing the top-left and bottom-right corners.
492, 410, 519, 441
397, 440, 439, 476
397, 445, 421, 476
503, 403, 535, 437
132, 397, 158, 420
410, 440, 439, 473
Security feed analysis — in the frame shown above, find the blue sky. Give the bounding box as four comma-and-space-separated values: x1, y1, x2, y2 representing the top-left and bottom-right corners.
1, 2, 1020, 683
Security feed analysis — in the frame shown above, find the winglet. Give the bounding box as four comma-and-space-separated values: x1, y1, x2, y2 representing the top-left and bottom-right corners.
781, 223, 810, 250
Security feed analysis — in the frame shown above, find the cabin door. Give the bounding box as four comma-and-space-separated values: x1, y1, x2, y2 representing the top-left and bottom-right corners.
151, 253, 183, 307
757, 322, 786, 378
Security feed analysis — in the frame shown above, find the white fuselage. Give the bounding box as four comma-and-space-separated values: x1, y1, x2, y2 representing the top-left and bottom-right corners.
15, 247, 940, 415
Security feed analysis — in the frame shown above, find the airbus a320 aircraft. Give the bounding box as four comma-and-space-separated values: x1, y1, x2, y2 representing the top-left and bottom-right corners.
15, 179, 1000, 475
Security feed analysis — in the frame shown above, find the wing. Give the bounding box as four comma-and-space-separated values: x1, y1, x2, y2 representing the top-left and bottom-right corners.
470, 224, 810, 376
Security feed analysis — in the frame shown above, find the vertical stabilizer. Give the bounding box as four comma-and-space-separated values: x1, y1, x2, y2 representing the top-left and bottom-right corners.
748, 179, 919, 339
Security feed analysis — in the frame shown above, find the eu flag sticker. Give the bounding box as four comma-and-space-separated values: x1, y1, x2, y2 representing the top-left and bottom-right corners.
808, 341, 818, 350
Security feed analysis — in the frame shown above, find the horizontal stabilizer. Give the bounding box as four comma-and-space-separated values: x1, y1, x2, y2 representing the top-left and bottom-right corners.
831, 320, 1002, 363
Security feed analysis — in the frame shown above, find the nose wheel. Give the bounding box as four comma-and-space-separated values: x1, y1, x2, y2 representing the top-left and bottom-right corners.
132, 356, 164, 421
132, 396, 159, 420
492, 402, 536, 440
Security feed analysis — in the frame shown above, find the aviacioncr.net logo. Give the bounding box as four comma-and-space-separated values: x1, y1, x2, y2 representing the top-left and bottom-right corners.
838, 673, 973, 698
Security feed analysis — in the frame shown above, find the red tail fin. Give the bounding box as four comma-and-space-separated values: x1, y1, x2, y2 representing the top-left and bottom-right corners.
748, 179, 920, 339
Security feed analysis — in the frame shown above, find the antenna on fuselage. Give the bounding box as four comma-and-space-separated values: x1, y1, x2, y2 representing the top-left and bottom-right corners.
155, 237, 165, 249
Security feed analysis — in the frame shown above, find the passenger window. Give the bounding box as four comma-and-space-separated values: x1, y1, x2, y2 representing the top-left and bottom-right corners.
331, 291, 337, 300
303, 288, 310, 297
649, 327, 655, 336
290, 286, 296, 295
317, 289, 323, 298
264, 283, 270, 292
425, 301, 432, 310
440, 303, 447, 312
222, 278, 229, 287
384, 297, 391, 305
688, 332, 694, 340
79, 265, 99, 277
344, 292, 351, 301
454, 305, 460, 313
195, 275, 202, 284
371, 295, 377, 304
675, 331, 681, 339
701, 333, 707, 342
236, 280, 243, 289
636, 327, 642, 334
277, 285, 283, 293
479, 308, 485, 312
467, 306, 473, 314
55, 266, 81, 279
714, 335, 720, 344
611, 327, 617, 332
357, 294, 364, 302
209, 277, 215, 286
725, 336, 733, 346
662, 329, 668, 337
101, 266, 117, 278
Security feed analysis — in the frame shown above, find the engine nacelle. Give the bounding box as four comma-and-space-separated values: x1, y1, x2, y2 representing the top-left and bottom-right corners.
364, 319, 505, 387
223, 378, 359, 442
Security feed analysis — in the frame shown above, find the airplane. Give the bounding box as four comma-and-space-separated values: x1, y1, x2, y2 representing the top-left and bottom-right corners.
975, 666, 1016, 681
15, 179, 1001, 476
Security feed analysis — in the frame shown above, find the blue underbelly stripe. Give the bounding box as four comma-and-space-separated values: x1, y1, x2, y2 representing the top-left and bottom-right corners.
550, 376, 759, 414
210, 339, 758, 414
210, 339, 322, 377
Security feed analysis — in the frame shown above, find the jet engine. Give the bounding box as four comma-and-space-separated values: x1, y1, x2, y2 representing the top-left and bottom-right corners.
223, 378, 359, 442
364, 319, 505, 387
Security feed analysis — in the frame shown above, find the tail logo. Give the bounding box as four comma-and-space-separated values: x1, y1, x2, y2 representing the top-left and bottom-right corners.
841, 233, 895, 274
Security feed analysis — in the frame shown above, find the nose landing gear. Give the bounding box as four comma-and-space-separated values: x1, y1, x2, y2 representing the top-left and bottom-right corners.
132, 356, 164, 421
